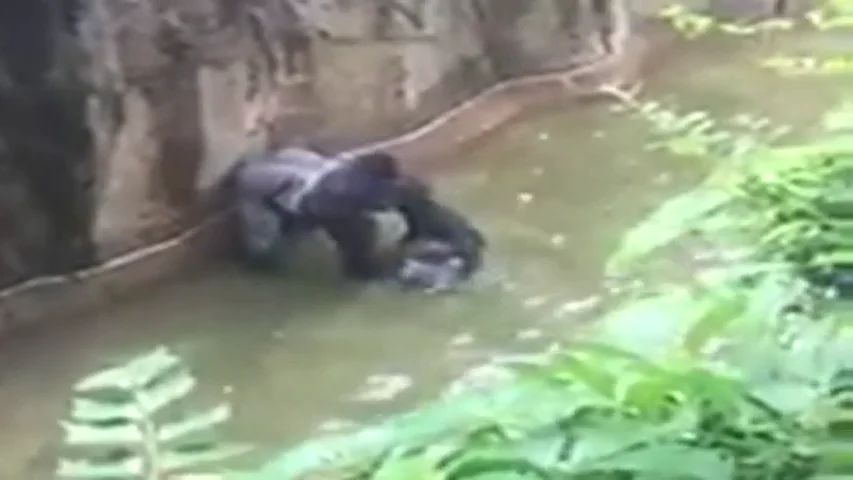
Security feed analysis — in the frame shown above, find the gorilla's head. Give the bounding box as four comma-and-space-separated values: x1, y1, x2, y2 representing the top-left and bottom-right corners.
395, 239, 468, 293
351, 151, 401, 179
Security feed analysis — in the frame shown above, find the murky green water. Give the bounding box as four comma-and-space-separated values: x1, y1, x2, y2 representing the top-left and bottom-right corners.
1, 34, 850, 477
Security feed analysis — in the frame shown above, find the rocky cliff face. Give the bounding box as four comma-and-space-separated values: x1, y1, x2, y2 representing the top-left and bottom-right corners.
0, 0, 95, 287
0, 0, 800, 290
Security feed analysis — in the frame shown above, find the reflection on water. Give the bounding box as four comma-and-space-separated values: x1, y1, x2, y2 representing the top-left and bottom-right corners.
1, 34, 850, 477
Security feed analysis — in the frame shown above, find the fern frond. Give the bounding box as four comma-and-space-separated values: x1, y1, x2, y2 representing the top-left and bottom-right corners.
56, 347, 249, 479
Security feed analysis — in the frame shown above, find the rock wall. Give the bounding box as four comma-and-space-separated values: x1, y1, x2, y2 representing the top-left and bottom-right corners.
0, 0, 95, 288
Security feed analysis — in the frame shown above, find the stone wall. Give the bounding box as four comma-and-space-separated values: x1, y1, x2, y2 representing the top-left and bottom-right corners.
0, 0, 96, 287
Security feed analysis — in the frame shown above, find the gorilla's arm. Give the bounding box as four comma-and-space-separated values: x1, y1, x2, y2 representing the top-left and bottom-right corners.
319, 214, 382, 279
392, 179, 486, 279
308, 151, 409, 279
234, 196, 287, 271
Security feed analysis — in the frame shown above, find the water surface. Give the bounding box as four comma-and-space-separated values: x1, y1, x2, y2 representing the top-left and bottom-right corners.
0, 33, 849, 477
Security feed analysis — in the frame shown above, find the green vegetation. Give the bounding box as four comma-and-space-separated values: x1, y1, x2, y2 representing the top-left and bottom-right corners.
53, 1, 853, 478
56, 347, 248, 479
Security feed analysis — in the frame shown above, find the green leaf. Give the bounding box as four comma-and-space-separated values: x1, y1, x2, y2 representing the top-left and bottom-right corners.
456, 473, 537, 480
502, 430, 567, 467
68, 396, 142, 423
446, 455, 550, 480
617, 374, 679, 415
681, 289, 746, 356
60, 419, 142, 446
549, 352, 618, 398
134, 367, 196, 416
773, 135, 853, 162
813, 250, 853, 267
607, 188, 733, 274
57, 347, 244, 478
56, 456, 143, 479
159, 443, 252, 473
158, 404, 232, 444
373, 453, 439, 480
759, 220, 816, 248
564, 425, 655, 466
75, 347, 182, 393
563, 443, 734, 480
593, 289, 699, 358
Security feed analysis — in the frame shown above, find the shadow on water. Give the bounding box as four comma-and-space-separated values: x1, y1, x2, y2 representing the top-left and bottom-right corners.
1, 33, 851, 476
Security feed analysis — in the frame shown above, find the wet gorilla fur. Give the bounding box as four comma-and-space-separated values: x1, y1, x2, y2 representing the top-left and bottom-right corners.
230, 149, 404, 279
393, 176, 486, 290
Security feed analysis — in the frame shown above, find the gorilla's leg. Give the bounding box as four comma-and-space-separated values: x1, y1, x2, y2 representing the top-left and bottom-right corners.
235, 197, 288, 271
321, 214, 383, 280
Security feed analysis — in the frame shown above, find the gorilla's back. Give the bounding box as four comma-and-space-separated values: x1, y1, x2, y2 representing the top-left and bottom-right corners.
235, 148, 336, 198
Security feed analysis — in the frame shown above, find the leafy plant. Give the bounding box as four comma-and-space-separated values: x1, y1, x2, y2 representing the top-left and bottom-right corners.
56, 347, 250, 479
606, 118, 853, 284
606, 2, 853, 296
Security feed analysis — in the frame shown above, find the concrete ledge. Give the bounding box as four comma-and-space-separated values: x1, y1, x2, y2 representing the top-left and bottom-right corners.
0, 28, 673, 334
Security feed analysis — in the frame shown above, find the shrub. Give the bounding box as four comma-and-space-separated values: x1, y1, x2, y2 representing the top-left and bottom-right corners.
608, 4, 853, 301
56, 347, 249, 479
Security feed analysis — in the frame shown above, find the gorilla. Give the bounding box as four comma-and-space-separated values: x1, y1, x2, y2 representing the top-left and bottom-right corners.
228, 147, 405, 279
391, 177, 486, 293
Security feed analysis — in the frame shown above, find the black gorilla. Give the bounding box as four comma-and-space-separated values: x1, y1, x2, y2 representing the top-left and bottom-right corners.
391, 177, 486, 292
229, 147, 403, 279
